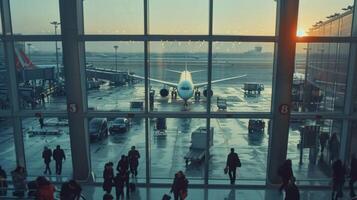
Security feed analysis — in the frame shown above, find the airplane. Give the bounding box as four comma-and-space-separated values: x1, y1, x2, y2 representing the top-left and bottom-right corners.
131, 65, 246, 106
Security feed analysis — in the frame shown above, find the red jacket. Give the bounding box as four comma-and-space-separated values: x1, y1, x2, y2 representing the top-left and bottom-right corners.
38, 184, 55, 200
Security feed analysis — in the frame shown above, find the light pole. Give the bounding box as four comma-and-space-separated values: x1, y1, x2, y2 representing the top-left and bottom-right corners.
114, 45, 118, 72
50, 21, 60, 81
27, 43, 32, 59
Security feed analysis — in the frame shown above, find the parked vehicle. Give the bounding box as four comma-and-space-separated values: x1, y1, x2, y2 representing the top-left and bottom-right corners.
89, 118, 108, 140
248, 119, 265, 133
109, 118, 130, 133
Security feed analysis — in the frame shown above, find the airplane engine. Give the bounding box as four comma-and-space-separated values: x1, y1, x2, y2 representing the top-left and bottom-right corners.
203, 89, 213, 97
160, 88, 169, 97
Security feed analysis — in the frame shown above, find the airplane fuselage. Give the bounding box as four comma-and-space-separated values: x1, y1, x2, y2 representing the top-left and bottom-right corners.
177, 71, 194, 102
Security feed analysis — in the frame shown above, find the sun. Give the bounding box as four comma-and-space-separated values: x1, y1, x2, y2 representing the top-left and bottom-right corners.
296, 29, 306, 37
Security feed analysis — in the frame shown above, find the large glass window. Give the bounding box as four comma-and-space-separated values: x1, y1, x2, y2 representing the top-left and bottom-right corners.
0, 118, 16, 173
15, 42, 66, 111
22, 117, 72, 177
212, 42, 274, 112
293, 43, 349, 112
0, 42, 10, 110
83, 0, 144, 34
10, 0, 61, 35
149, 0, 209, 35
85, 42, 144, 111
213, 0, 276, 35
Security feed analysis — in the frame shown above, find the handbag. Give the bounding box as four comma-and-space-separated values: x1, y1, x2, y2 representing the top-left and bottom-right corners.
224, 167, 228, 174
180, 190, 187, 199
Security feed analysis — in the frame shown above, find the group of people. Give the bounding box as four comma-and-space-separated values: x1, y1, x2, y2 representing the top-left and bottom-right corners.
0, 165, 82, 199
102, 146, 140, 200
42, 145, 66, 175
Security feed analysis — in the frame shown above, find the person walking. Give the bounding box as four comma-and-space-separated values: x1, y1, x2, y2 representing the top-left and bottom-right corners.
42, 146, 52, 175
0, 165, 7, 196
39, 116, 45, 129
319, 132, 329, 154
113, 172, 125, 200
350, 154, 357, 197
36, 176, 55, 200
332, 159, 346, 200
128, 146, 140, 177
60, 180, 82, 200
278, 159, 294, 192
170, 171, 188, 200
103, 162, 114, 194
116, 155, 129, 173
11, 166, 27, 197
284, 177, 300, 200
53, 145, 66, 175
329, 133, 340, 164
225, 148, 241, 184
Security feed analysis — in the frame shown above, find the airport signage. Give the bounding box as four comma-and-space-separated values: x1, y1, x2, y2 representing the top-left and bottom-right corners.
279, 104, 290, 115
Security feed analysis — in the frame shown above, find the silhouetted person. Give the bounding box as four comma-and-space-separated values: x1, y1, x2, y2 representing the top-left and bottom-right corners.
170, 171, 188, 200
278, 159, 294, 192
113, 172, 125, 200
329, 133, 340, 164
226, 148, 241, 184
42, 146, 52, 175
11, 166, 27, 197
319, 132, 329, 154
39, 116, 45, 129
350, 154, 357, 197
36, 176, 55, 200
0, 165, 7, 196
332, 159, 346, 200
103, 193, 114, 200
103, 162, 114, 194
117, 155, 129, 173
53, 145, 66, 175
285, 177, 300, 200
128, 146, 140, 177
60, 180, 82, 200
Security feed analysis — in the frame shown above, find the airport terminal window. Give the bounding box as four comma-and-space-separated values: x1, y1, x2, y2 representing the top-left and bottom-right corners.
212, 42, 274, 112
85, 42, 144, 111
293, 43, 349, 113
297, 0, 353, 37
150, 118, 206, 184
287, 119, 342, 182
0, 118, 16, 173
10, 0, 61, 35
0, 42, 9, 110
89, 117, 146, 183
22, 117, 73, 177
149, 41, 208, 112
83, 0, 144, 34
213, 0, 276, 35
208, 119, 269, 183
149, 0, 209, 35
15, 41, 66, 111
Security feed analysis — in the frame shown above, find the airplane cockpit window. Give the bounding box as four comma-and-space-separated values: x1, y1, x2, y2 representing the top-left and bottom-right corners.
180, 86, 190, 91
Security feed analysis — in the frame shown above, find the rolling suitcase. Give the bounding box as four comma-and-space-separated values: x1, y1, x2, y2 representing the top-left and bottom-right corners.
162, 194, 171, 200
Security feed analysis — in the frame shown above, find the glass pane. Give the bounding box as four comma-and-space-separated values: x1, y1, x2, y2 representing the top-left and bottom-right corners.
213, 0, 277, 35
293, 43, 349, 112
298, 0, 353, 37
90, 117, 146, 183
22, 117, 73, 177
149, 0, 209, 34
288, 119, 342, 183
0, 42, 10, 110
85, 42, 144, 111
209, 119, 269, 184
83, 0, 144, 34
212, 42, 274, 112
150, 118, 206, 184
10, 0, 61, 35
149, 41, 208, 112
15, 42, 66, 111
0, 118, 16, 173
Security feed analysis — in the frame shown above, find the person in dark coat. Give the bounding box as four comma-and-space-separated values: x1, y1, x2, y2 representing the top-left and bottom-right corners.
226, 148, 241, 184
60, 180, 82, 200
0, 165, 7, 196
11, 166, 27, 197
170, 171, 188, 200
42, 146, 52, 175
128, 146, 140, 177
285, 177, 300, 200
350, 154, 357, 197
117, 155, 129, 173
36, 176, 55, 200
53, 145, 66, 175
278, 159, 294, 192
329, 133, 340, 164
39, 116, 45, 129
103, 162, 114, 194
113, 172, 125, 200
332, 159, 346, 200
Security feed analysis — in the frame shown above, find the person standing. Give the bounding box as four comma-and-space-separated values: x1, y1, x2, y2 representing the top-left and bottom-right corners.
42, 146, 52, 175
53, 145, 66, 175
113, 172, 125, 200
128, 146, 140, 177
11, 166, 27, 197
116, 155, 129, 173
278, 159, 294, 192
36, 176, 55, 200
329, 133, 340, 164
350, 154, 357, 197
0, 165, 7, 196
332, 159, 346, 200
60, 180, 82, 200
170, 171, 188, 200
319, 132, 329, 154
226, 148, 241, 184
103, 162, 114, 194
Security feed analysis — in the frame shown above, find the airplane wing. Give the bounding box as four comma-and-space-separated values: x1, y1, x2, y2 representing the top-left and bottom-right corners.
130, 74, 178, 88
194, 75, 247, 88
